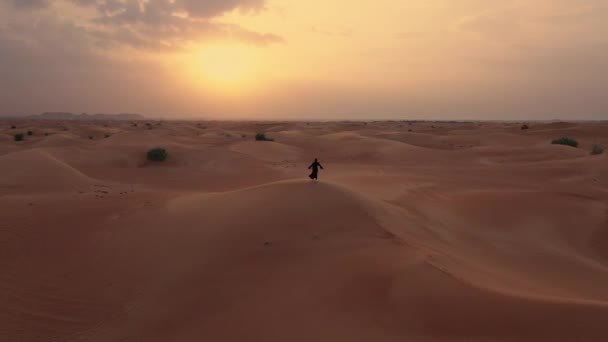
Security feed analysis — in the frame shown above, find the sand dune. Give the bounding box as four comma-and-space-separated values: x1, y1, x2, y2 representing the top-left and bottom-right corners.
1, 120, 608, 341
0, 149, 96, 192
229, 141, 304, 162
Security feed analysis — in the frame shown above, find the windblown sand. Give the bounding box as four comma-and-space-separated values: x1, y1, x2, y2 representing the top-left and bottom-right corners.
1, 120, 607, 342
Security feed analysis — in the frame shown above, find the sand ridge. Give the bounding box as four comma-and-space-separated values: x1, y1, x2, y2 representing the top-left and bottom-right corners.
1, 120, 608, 341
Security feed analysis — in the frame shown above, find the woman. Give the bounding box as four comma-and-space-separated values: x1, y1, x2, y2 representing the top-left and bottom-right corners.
308, 158, 324, 180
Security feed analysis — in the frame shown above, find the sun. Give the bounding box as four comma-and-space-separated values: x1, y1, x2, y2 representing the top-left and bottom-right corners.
201, 45, 252, 81
184, 43, 260, 91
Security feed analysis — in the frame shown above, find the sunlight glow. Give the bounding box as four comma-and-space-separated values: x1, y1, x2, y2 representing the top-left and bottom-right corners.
183, 43, 261, 92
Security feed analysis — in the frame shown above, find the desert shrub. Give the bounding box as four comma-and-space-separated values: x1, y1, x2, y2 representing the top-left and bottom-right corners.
11, 125, 16, 129
521, 123, 529, 130
14, 133, 24, 141
105, 134, 110, 138
147, 148, 168, 162
551, 137, 578, 148
591, 144, 604, 155
44, 133, 49, 136
27, 130, 33, 136
255, 133, 274, 141
89, 136, 93, 140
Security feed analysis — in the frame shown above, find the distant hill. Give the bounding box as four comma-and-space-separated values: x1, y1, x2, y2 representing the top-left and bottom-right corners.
28, 112, 146, 121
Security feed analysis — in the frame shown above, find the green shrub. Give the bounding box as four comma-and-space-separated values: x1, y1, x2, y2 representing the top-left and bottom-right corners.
147, 148, 168, 162
14, 133, 24, 141
27, 130, 33, 136
255, 133, 274, 141
552, 137, 578, 148
591, 144, 604, 155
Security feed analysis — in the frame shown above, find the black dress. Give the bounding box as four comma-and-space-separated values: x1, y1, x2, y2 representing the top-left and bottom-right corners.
308, 161, 324, 180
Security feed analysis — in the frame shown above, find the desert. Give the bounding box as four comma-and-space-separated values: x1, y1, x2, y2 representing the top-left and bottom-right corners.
1, 119, 607, 342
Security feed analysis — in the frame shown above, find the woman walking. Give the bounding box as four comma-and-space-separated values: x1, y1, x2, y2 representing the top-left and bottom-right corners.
308, 158, 324, 180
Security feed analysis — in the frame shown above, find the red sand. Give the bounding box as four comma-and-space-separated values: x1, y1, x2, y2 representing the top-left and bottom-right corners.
1, 120, 608, 341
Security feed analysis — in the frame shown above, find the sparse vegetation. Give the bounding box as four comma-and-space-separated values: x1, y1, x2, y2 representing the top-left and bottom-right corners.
89, 136, 93, 140
551, 137, 579, 148
147, 148, 168, 162
27, 130, 33, 136
521, 123, 529, 130
105, 134, 110, 138
255, 133, 274, 141
591, 144, 604, 155
14, 133, 24, 142
11, 125, 16, 129
44, 133, 49, 136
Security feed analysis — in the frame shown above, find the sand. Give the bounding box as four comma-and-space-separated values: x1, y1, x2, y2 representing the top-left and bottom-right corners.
1, 119, 607, 342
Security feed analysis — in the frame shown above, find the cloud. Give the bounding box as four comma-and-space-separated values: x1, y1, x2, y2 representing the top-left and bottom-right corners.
177, 0, 265, 18
9, 0, 50, 9
0, 0, 283, 116
2, 0, 283, 50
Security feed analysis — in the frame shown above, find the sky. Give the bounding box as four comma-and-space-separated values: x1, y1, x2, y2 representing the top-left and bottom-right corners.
0, 0, 607, 120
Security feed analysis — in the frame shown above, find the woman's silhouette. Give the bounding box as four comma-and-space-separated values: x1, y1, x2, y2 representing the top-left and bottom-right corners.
308, 158, 324, 180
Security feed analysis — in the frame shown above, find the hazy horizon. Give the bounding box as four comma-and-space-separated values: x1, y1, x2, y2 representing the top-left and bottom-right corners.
3, 111, 608, 122
1, 0, 607, 120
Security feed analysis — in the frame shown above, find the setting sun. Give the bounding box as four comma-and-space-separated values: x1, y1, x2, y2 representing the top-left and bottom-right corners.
183, 43, 261, 91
